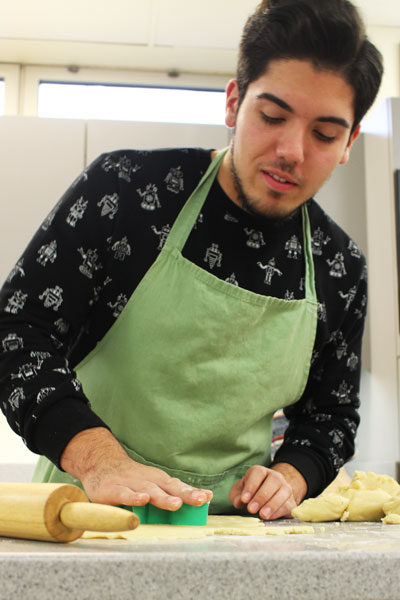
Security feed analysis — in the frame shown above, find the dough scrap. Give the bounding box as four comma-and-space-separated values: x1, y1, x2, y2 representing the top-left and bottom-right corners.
382, 513, 400, 524
292, 471, 400, 523
383, 496, 400, 516
82, 514, 314, 541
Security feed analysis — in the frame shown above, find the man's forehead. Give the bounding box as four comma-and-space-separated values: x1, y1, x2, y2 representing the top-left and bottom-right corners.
249, 58, 355, 117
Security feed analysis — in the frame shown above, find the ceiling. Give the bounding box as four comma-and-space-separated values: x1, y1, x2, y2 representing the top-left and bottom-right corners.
0, 0, 398, 74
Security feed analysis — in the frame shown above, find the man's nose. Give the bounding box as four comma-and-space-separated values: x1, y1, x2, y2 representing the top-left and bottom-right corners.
275, 128, 305, 164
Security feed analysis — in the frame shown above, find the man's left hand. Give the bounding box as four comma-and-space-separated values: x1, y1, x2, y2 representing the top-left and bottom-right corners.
229, 463, 307, 520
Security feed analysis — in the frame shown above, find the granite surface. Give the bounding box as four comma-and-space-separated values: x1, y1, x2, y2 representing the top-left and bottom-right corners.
1, 520, 400, 600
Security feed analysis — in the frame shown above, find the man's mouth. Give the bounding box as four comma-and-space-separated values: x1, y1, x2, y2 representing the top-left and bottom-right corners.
262, 170, 298, 192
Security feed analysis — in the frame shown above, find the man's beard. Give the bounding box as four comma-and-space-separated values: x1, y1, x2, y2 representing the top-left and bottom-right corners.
229, 146, 302, 224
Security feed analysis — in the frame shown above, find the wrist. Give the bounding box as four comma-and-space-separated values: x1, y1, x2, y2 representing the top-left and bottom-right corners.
60, 427, 127, 480
271, 462, 308, 504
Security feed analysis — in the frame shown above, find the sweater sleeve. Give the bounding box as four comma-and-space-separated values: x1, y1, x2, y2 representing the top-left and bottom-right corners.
0, 154, 119, 468
271, 256, 367, 498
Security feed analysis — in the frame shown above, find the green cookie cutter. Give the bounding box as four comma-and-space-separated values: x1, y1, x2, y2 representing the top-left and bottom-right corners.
123, 502, 209, 525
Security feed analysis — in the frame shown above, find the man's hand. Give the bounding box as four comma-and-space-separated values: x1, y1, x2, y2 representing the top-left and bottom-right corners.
60, 427, 213, 509
229, 463, 307, 520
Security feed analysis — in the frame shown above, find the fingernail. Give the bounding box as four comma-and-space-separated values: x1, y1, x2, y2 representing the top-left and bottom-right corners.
261, 507, 272, 520
192, 492, 207, 504
242, 492, 251, 503
169, 497, 182, 508
248, 502, 259, 513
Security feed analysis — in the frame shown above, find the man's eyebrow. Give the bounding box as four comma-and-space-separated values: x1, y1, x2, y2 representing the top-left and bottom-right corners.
256, 92, 350, 129
256, 92, 293, 112
316, 116, 350, 129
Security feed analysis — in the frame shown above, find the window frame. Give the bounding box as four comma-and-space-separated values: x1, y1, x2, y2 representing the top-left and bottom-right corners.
0, 64, 21, 115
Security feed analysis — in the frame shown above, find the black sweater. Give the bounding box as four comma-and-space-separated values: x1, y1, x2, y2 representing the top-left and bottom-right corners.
0, 147, 367, 497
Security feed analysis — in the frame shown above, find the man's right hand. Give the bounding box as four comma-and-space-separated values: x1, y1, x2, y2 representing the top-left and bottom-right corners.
60, 427, 213, 509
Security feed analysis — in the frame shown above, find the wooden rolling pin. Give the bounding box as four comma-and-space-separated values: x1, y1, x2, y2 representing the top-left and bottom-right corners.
0, 482, 139, 543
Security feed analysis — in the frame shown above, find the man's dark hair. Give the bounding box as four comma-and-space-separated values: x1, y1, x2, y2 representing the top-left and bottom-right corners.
237, 0, 383, 133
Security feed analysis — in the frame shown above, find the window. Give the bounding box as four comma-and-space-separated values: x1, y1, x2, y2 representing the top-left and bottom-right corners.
38, 82, 226, 125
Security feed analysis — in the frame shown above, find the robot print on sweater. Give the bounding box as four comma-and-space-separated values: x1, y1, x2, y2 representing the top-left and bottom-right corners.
38, 286, 63, 311
331, 380, 353, 404
110, 237, 132, 261
67, 197, 88, 227
98, 193, 119, 219
244, 229, 266, 249
151, 224, 171, 250
204, 244, 222, 270
5, 290, 28, 314
311, 227, 330, 256
101, 155, 141, 183
2, 332, 24, 352
225, 273, 239, 286
285, 235, 302, 259
78, 248, 102, 279
164, 166, 184, 194
327, 252, 346, 278
257, 258, 283, 285
338, 285, 357, 311
7, 259, 25, 283
137, 184, 161, 211
348, 239, 362, 259
37, 240, 57, 267
108, 293, 128, 318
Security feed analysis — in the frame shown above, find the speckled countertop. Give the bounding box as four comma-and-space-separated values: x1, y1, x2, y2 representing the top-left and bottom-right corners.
1, 520, 400, 600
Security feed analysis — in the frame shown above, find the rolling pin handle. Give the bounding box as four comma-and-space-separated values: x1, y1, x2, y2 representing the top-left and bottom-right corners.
59, 502, 140, 532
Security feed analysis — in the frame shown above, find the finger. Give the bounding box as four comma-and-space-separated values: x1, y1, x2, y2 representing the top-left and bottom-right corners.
143, 483, 184, 511
85, 483, 150, 506
229, 477, 245, 509
258, 486, 294, 520
239, 465, 270, 507
159, 477, 212, 506
247, 470, 290, 515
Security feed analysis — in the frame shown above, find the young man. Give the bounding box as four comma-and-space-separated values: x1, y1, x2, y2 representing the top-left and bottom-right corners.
0, 0, 383, 520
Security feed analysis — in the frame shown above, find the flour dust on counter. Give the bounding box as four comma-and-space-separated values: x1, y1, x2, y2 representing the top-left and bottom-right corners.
82, 514, 315, 541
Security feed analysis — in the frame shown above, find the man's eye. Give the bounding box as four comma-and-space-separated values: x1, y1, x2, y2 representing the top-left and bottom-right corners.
261, 113, 284, 124
314, 130, 336, 143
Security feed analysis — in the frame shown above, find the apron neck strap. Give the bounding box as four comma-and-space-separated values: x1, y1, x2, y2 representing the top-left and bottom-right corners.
301, 204, 317, 303
165, 149, 227, 251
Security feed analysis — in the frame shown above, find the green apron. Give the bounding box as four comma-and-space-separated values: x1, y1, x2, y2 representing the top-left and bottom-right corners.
33, 149, 318, 513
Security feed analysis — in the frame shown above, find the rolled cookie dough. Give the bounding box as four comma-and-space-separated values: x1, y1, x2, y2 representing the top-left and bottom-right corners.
82, 514, 314, 541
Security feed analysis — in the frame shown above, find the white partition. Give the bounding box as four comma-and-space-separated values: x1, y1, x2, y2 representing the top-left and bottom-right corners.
0, 116, 86, 469
86, 119, 230, 164
0, 116, 86, 283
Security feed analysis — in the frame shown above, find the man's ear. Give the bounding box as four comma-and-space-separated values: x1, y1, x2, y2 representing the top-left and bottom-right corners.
225, 79, 240, 128
339, 124, 361, 165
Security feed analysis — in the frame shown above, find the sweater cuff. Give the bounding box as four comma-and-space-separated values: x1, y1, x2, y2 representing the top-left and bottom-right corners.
31, 398, 110, 470
270, 446, 328, 498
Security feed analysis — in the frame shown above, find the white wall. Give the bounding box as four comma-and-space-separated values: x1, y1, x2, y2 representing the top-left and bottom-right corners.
367, 26, 400, 111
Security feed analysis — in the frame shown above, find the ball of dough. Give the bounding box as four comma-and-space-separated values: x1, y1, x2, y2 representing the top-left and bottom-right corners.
340, 489, 391, 522
292, 494, 349, 522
